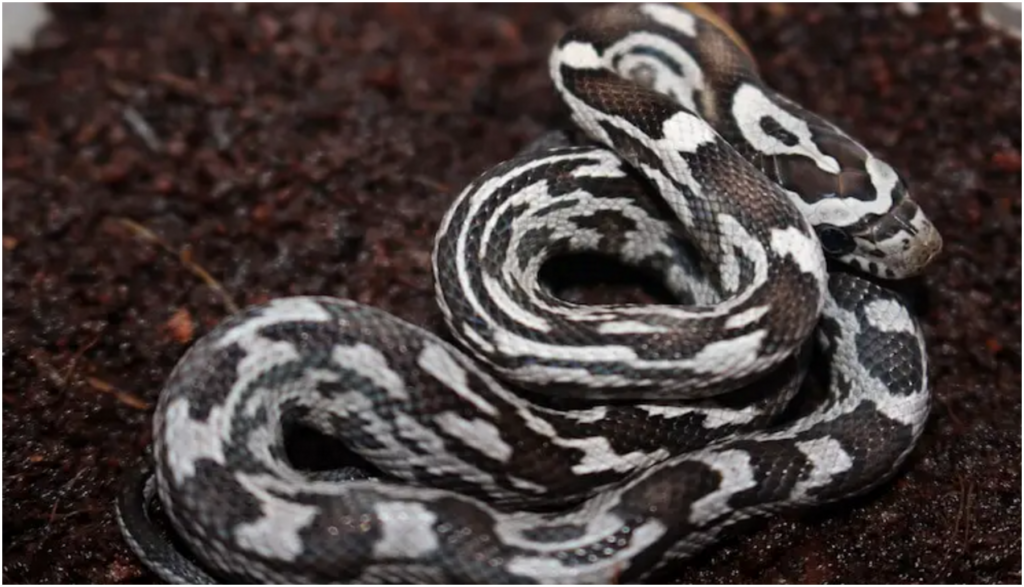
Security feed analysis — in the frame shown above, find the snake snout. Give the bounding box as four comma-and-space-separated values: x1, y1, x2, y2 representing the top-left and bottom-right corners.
848, 199, 943, 279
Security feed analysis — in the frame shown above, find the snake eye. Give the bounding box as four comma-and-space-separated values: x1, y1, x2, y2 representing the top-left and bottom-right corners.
817, 225, 856, 256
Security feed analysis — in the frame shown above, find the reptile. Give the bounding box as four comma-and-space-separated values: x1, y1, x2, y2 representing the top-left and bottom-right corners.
117, 4, 942, 583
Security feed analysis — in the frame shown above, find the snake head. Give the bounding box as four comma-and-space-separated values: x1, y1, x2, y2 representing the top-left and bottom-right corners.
771, 134, 943, 280
782, 203, 943, 279
809, 167, 943, 280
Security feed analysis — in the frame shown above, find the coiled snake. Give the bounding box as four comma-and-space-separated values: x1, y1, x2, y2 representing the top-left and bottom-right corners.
117, 4, 942, 583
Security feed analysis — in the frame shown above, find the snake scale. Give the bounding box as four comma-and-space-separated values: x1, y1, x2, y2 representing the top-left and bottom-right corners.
117, 4, 943, 583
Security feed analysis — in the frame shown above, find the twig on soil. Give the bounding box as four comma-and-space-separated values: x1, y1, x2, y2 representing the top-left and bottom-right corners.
411, 174, 450, 193
84, 377, 152, 411
121, 106, 164, 153
61, 329, 105, 385
935, 393, 965, 431
952, 475, 975, 546
114, 217, 240, 314
47, 468, 88, 524
936, 474, 976, 579
31, 468, 90, 556
28, 331, 149, 410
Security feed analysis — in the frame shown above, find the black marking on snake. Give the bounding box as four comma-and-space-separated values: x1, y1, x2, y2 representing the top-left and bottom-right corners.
118, 4, 940, 583
759, 115, 799, 146
614, 45, 685, 77
532, 196, 585, 218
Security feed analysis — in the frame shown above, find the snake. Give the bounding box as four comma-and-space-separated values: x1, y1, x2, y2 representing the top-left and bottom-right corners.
117, 4, 943, 583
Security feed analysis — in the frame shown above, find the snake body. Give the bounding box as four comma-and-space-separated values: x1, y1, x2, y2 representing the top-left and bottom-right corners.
118, 4, 942, 583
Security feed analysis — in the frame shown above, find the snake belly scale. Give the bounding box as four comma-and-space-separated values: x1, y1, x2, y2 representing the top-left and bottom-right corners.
117, 4, 942, 583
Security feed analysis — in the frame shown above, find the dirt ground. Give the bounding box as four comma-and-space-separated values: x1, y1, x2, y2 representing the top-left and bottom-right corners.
3, 4, 1020, 584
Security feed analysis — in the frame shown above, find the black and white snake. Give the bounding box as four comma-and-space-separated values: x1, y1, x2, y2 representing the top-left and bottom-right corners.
117, 4, 943, 583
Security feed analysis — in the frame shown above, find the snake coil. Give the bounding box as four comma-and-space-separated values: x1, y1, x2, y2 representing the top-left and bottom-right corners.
118, 4, 941, 583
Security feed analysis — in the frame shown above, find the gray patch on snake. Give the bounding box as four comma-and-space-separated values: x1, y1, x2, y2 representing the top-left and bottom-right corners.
231, 472, 319, 562
637, 402, 763, 429
566, 205, 697, 294
371, 501, 440, 558
331, 343, 409, 400
214, 297, 334, 351
861, 298, 914, 334
418, 343, 499, 416
511, 201, 606, 257
553, 431, 670, 476
559, 406, 609, 423
684, 448, 757, 525
163, 398, 230, 484
434, 411, 513, 463
789, 436, 853, 499
567, 207, 640, 249
513, 405, 641, 481
390, 411, 519, 499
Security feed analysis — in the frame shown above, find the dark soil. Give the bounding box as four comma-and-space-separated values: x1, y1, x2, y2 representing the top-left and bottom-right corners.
3, 4, 1020, 584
